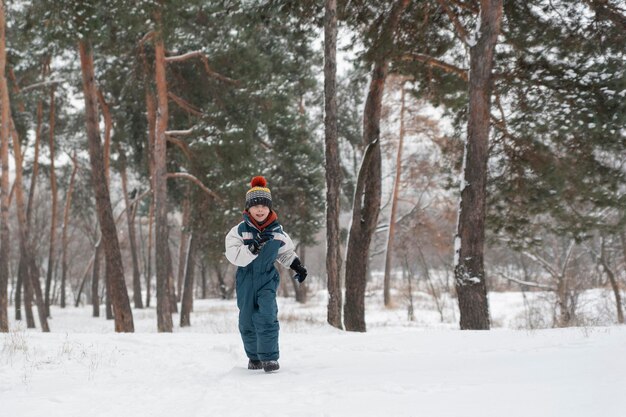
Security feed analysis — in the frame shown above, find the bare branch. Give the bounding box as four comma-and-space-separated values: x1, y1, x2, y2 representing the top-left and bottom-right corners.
401, 53, 468, 81
138, 31, 155, 46
168, 92, 203, 116
20, 78, 65, 93
166, 172, 222, 202
165, 135, 192, 161
521, 250, 560, 278
165, 129, 195, 136
496, 273, 556, 290
165, 50, 239, 85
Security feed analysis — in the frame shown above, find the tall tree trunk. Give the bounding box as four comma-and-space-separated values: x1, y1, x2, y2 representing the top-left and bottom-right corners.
9, 119, 49, 332
60, 152, 78, 308
180, 234, 195, 327
44, 84, 58, 318
19, 258, 34, 327
153, 25, 173, 332
96, 89, 112, 188
78, 39, 134, 332
119, 151, 144, 308
140, 33, 157, 310
0, 0, 9, 331
167, 244, 178, 313
344, 0, 409, 332
145, 199, 154, 308
92, 240, 101, 317
201, 261, 207, 299
453, 0, 502, 330
324, 0, 343, 330
383, 82, 406, 308
177, 190, 191, 302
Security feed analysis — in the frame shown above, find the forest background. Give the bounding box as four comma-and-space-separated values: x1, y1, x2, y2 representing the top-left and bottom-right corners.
0, 0, 624, 334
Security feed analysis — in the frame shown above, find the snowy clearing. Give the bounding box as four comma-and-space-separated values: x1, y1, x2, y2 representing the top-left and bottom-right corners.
2, 293, 625, 417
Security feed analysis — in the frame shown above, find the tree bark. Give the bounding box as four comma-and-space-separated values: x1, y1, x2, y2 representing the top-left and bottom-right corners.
92, 240, 102, 317
145, 198, 154, 308
60, 152, 78, 308
383, 82, 406, 308
177, 190, 191, 302
19, 257, 34, 327
0, 0, 10, 331
344, 0, 409, 332
119, 151, 144, 308
153, 24, 173, 332
453, 0, 502, 330
180, 234, 195, 327
9, 118, 49, 332
324, 0, 343, 330
44, 84, 58, 318
78, 39, 134, 332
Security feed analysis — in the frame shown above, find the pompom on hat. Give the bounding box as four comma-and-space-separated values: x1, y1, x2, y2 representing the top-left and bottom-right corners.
245, 176, 272, 210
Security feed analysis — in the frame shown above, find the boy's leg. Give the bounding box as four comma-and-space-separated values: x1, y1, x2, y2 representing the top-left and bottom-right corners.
236, 273, 258, 360
252, 277, 280, 361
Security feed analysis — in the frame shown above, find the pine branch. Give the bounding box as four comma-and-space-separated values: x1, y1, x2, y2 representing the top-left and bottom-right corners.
401, 53, 468, 81
165, 51, 239, 86
168, 92, 203, 116
166, 172, 222, 202
435, 0, 471, 45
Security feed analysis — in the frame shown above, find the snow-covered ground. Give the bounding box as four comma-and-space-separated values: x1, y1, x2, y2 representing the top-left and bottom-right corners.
2, 290, 625, 417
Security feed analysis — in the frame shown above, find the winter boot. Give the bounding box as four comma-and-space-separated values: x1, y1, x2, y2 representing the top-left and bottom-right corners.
248, 359, 263, 370
262, 360, 279, 373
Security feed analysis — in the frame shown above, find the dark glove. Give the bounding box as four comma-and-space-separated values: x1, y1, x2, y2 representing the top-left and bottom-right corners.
290, 257, 307, 283
248, 231, 273, 255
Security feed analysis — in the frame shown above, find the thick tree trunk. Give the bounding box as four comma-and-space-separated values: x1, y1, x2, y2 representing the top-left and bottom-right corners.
120, 151, 144, 308
383, 82, 406, 308
180, 234, 195, 327
60, 152, 78, 308
0, 0, 9, 331
78, 40, 134, 332
96, 89, 112, 187
324, 0, 343, 330
44, 85, 58, 318
92, 241, 102, 317
453, 0, 502, 330
344, 0, 409, 333
153, 27, 173, 332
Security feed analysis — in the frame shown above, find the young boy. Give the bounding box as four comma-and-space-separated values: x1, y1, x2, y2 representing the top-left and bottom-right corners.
224, 176, 308, 373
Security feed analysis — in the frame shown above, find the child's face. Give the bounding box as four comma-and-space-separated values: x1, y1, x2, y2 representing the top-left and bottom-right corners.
249, 204, 270, 223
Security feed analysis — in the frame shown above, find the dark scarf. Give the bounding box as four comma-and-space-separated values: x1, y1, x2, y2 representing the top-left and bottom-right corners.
243, 210, 278, 232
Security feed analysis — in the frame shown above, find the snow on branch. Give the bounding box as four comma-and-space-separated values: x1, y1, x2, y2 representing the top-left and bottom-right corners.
496, 273, 556, 291
401, 53, 468, 81
20, 78, 65, 93
165, 50, 239, 86
166, 172, 222, 202
435, 0, 471, 45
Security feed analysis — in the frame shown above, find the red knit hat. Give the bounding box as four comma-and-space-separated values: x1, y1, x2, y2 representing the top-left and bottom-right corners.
245, 176, 272, 209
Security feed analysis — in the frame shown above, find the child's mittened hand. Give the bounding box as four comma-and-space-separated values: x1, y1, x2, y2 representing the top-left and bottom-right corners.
290, 258, 308, 283
248, 233, 271, 255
